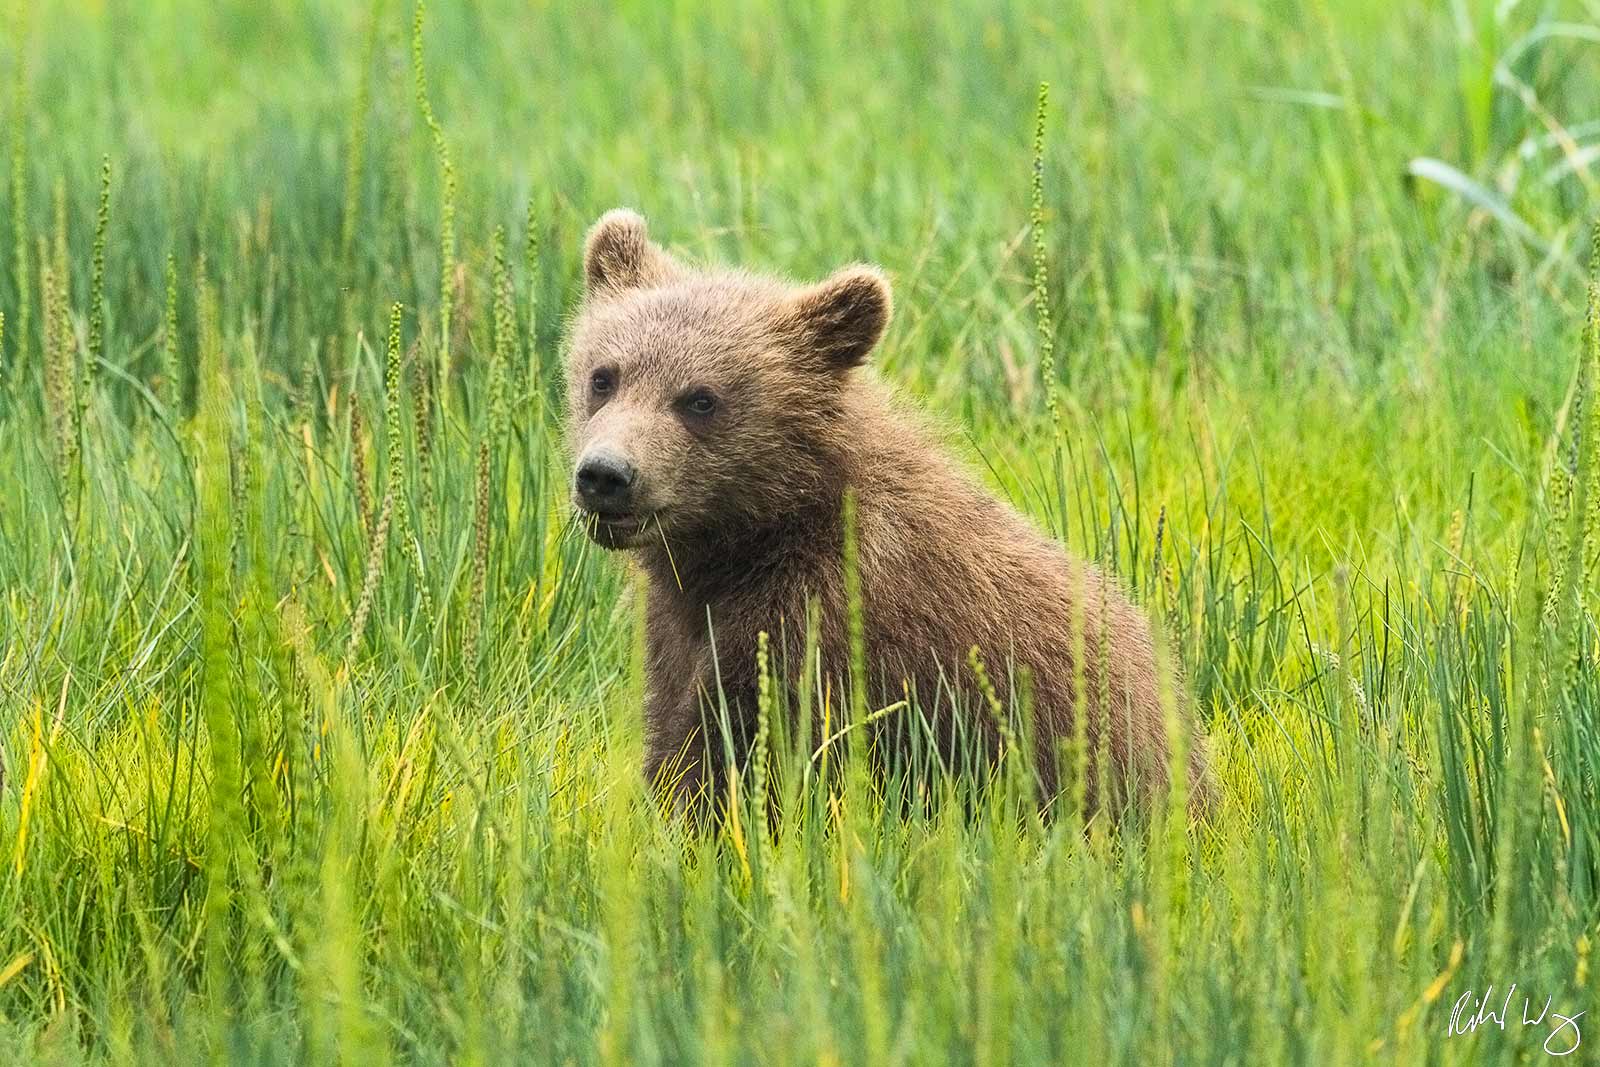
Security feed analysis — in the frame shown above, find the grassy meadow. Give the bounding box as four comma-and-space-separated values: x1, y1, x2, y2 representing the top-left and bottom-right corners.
4, 0, 1600, 1062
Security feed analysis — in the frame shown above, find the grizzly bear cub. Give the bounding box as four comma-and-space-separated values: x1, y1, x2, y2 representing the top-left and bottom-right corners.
566, 209, 1212, 818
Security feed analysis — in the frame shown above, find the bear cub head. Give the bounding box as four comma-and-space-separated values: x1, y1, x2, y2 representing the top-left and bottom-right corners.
566, 209, 892, 550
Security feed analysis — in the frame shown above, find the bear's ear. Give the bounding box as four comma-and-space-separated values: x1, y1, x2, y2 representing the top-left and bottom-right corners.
583, 209, 678, 296
785, 265, 892, 371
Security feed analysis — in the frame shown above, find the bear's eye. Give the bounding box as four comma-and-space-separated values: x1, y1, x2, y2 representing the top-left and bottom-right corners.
679, 388, 717, 419
590, 368, 616, 397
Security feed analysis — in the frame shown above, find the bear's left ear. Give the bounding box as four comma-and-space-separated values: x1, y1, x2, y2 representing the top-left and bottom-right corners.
785, 265, 892, 371
583, 209, 679, 296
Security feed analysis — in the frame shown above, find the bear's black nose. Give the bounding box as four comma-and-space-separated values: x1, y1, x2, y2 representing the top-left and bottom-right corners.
575, 450, 638, 512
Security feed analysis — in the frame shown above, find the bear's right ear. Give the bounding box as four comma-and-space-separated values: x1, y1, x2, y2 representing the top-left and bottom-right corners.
583, 209, 678, 296
784, 265, 893, 371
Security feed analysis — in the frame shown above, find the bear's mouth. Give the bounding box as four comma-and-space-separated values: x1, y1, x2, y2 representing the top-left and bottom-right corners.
589, 508, 648, 528
575, 506, 659, 548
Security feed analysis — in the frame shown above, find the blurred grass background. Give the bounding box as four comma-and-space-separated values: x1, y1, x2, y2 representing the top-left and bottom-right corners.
3, 0, 1600, 1063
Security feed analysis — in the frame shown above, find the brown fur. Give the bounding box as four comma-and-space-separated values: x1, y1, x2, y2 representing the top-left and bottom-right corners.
566, 209, 1213, 818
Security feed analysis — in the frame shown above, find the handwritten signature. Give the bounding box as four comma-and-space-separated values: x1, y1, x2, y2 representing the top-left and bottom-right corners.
1447, 984, 1583, 1057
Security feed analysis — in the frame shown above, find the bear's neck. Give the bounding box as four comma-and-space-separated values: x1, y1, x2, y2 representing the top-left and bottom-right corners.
634, 485, 846, 607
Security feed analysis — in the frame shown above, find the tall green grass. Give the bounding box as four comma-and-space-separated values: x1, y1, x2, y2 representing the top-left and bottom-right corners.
2, 0, 1600, 1063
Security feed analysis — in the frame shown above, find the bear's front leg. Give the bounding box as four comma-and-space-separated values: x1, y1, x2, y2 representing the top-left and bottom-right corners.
639, 596, 762, 823
643, 717, 712, 820
643, 667, 759, 824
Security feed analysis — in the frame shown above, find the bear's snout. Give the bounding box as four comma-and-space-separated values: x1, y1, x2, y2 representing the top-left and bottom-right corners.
575, 448, 639, 514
